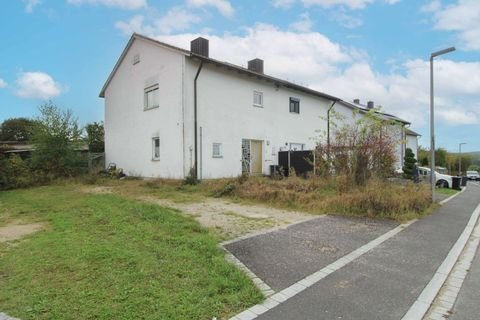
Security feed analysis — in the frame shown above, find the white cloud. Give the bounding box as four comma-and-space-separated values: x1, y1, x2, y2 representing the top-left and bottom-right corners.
330, 9, 363, 28
24, 0, 41, 13
271, 0, 296, 8
116, 8, 201, 35
420, 0, 441, 12
272, 0, 400, 10
429, 0, 480, 50
67, 0, 147, 10
289, 13, 314, 32
0, 78, 7, 88
15, 72, 62, 100
186, 0, 234, 17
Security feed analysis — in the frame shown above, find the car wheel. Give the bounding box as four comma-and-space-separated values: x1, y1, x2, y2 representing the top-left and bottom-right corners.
437, 180, 449, 188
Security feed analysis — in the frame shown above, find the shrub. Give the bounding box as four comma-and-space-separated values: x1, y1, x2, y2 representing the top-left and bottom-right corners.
29, 102, 86, 179
0, 154, 33, 190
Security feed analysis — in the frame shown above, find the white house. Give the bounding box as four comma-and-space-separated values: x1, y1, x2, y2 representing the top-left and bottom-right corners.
406, 128, 421, 160
100, 33, 416, 179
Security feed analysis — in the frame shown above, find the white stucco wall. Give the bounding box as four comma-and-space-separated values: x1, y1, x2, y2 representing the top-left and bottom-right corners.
104, 38, 186, 178
185, 59, 333, 179
406, 134, 419, 160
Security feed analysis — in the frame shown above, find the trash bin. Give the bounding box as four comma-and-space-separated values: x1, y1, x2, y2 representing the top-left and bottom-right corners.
461, 176, 468, 187
270, 165, 279, 178
452, 176, 462, 190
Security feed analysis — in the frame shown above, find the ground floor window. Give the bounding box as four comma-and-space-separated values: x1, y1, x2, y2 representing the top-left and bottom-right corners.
212, 143, 222, 158
152, 137, 160, 160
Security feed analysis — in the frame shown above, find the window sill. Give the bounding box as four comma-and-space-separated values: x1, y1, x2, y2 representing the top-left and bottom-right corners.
212, 156, 223, 158
253, 104, 263, 108
144, 106, 159, 111
289, 112, 300, 114
152, 158, 160, 162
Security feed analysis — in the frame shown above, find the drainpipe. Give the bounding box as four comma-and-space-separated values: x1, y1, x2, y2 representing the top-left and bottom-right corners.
327, 100, 337, 161
194, 61, 204, 180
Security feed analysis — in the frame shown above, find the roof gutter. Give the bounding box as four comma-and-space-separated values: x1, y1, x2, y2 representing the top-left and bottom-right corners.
193, 60, 204, 180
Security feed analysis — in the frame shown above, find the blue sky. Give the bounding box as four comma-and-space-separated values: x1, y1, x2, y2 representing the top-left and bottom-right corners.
0, 0, 479, 152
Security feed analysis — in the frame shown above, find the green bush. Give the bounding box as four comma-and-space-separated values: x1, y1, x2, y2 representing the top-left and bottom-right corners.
0, 154, 33, 190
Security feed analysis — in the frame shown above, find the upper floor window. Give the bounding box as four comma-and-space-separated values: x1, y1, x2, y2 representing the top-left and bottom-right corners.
144, 84, 159, 110
289, 97, 300, 114
253, 91, 263, 107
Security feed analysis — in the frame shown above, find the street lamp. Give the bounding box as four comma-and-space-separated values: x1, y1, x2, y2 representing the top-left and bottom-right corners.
459, 142, 466, 175
430, 47, 455, 202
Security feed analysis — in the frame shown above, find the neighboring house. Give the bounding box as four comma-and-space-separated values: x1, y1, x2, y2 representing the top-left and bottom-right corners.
406, 128, 421, 160
335, 100, 410, 171
100, 33, 418, 179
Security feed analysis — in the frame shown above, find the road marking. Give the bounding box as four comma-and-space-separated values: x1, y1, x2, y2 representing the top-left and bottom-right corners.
402, 203, 480, 320
229, 219, 417, 320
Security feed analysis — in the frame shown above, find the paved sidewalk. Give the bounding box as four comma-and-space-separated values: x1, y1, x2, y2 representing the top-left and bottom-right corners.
231, 186, 480, 320
225, 215, 397, 291
449, 234, 480, 319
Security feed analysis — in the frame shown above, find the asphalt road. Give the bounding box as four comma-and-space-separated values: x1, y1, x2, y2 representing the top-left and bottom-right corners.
229, 185, 480, 320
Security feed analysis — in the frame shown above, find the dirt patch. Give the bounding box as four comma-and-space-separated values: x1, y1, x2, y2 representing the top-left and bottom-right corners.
0, 222, 44, 243
138, 196, 314, 240
82, 186, 114, 194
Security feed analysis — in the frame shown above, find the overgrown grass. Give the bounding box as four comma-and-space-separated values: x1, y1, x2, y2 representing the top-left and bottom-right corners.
0, 186, 262, 320
204, 176, 433, 221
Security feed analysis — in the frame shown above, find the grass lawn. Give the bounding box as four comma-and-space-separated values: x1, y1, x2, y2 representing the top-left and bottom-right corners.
0, 186, 262, 320
436, 187, 461, 196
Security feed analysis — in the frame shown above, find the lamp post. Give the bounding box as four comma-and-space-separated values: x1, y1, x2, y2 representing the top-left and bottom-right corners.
459, 142, 466, 176
430, 47, 455, 202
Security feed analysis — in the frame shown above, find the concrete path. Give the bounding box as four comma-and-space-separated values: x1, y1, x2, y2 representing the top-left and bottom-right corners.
228, 185, 480, 320
449, 245, 480, 320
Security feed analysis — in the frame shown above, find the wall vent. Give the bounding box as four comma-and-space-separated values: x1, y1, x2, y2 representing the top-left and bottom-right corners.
132, 53, 140, 65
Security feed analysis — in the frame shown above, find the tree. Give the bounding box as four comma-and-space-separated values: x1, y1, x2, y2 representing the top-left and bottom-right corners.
0, 118, 36, 142
85, 122, 105, 153
30, 102, 85, 178
403, 148, 416, 179
314, 109, 398, 186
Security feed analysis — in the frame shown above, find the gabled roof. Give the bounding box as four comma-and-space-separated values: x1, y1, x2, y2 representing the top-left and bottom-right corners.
338, 100, 410, 125
98, 33, 410, 127
406, 128, 421, 136
99, 33, 339, 101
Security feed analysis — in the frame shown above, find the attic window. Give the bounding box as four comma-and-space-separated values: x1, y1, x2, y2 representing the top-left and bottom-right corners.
133, 54, 140, 65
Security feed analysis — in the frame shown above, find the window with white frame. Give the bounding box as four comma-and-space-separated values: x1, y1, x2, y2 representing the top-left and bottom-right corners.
212, 143, 222, 158
152, 137, 160, 160
144, 84, 159, 110
253, 91, 263, 107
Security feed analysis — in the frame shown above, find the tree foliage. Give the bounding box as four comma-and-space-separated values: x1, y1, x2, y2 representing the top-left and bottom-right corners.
403, 148, 417, 179
30, 102, 86, 178
315, 110, 398, 186
0, 118, 36, 142
85, 122, 105, 152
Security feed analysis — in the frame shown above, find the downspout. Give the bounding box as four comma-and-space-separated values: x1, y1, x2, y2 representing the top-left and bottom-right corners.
327, 100, 337, 161
194, 60, 204, 180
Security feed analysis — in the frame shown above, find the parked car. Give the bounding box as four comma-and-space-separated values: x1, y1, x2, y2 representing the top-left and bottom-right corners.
418, 166, 453, 188
466, 171, 480, 181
